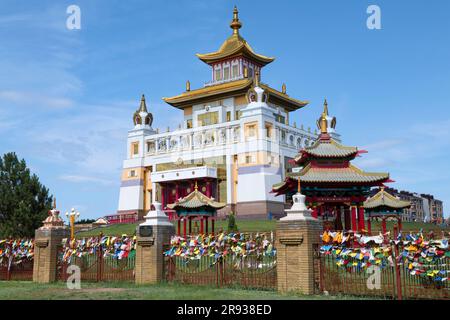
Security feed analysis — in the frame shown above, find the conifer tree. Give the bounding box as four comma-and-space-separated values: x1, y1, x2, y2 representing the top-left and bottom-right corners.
0, 152, 52, 238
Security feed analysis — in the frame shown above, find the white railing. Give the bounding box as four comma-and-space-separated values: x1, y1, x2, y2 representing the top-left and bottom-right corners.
145, 121, 241, 155
204, 74, 245, 87
144, 119, 335, 156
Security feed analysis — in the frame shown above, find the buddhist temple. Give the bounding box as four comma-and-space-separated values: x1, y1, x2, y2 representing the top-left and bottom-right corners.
272, 100, 392, 231
167, 182, 226, 236
364, 187, 411, 235
117, 7, 326, 220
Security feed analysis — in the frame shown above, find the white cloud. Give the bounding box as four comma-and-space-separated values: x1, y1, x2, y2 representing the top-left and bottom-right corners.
0, 90, 74, 110
59, 174, 116, 186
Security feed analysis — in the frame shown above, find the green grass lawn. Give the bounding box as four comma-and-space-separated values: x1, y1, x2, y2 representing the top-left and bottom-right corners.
77, 219, 448, 237
76, 219, 277, 237
0, 281, 374, 300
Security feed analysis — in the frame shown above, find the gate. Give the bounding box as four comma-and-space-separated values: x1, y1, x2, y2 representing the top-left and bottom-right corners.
57, 238, 136, 282
164, 254, 277, 290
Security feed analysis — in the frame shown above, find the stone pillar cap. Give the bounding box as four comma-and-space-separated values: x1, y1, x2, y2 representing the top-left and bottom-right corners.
281, 193, 317, 222
140, 202, 173, 227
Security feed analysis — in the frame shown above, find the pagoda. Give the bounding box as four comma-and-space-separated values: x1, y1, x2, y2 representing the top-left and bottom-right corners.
364, 187, 411, 235
167, 182, 226, 237
272, 101, 392, 232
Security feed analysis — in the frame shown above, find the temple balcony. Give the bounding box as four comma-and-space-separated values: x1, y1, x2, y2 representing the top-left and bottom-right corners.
204, 74, 245, 87
144, 120, 242, 156
143, 118, 336, 157
151, 166, 217, 183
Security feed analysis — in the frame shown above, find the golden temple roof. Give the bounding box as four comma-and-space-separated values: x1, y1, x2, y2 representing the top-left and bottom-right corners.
283, 164, 389, 184
196, 6, 275, 66
163, 78, 308, 111
167, 186, 226, 210
364, 188, 411, 209
294, 138, 358, 162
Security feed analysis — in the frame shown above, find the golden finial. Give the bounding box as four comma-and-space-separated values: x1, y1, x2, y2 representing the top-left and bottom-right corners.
186, 80, 190, 92
230, 6, 242, 35
194, 181, 198, 191
282, 83, 286, 94
139, 94, 148, 113
317, 99, 329, 134
254, 69, 260, 87
297, 178, 301, 194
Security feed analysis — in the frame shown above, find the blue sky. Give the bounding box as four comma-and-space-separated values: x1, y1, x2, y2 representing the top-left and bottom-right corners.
0, 0, 449, 220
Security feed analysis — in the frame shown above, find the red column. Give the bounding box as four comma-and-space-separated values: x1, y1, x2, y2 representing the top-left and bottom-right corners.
183, 218, 187, 238
381, 218, 387, 235
189, 217, 192, 234
206, 181, 212, 197
312, 206, 318, 219
175, 183, 179, 201
358, 206, 365, 232
351, 206, 357, 231
177, 219, 181, 236
398, 217, 402, 232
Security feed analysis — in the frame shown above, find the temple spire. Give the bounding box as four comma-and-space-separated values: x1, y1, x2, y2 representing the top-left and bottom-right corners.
230, 6, 242, 35
53, 197, 56, 209
323, 99, 328, 116
139, 94, 148, 113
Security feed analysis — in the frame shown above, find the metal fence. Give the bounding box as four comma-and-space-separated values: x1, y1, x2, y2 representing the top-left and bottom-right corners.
0, 260, 33, 281
57, 246, 135, 282
164, 252, 277, 290
319, 244, 449, 300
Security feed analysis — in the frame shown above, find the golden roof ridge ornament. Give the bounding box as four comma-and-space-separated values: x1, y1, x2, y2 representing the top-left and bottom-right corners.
316, 98, 336, 136
139, 94, 148, 113
230, 6, 242, 36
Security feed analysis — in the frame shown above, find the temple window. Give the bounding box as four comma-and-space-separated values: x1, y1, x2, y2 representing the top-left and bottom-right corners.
245, 154, 255, 164
273, 113, 286, 124
226, 111, 231, 122
131, 142, 139, 156
235, 110, 242, 120
197, 111, 219, 126
232, 64, 239, 78
248, 67, 253, 78
146, 141, 155, 153
265, 122, 273, 138
129, 170, 137, 177
223, 66, 230, 80
186, 119, 193, 128
244, 122, 258, 140
215, 68, 222, 81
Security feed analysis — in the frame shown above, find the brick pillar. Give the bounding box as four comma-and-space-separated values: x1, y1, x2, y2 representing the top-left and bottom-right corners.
135, 202, 175, 285
276, 193, 323, 295
33, 201, 69, 283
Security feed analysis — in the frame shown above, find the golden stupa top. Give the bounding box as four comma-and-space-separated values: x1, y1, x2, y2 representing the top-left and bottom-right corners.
196, 6, 275, 66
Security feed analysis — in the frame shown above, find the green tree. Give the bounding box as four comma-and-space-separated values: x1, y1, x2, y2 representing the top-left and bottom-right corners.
0, 152, 53, 238
227, 212, 238, 232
